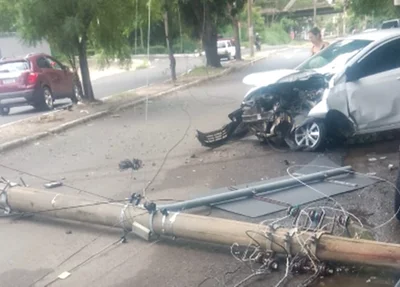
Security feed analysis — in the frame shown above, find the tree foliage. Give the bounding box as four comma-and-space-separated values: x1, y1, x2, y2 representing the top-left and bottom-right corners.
1, 0, 135, 101
349, 0, 400, 18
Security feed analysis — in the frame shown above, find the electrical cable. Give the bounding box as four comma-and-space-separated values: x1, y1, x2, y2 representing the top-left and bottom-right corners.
143, 105, 192, 193
289, 164, 399, 230
0, 163, 113, 200
197, 276, 222, 287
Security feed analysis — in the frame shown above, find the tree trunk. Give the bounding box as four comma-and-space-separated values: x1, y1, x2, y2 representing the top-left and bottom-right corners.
67, 55, 83, 98
163, 5, 177, 82
78, 40, 95, 101
202, 20, 221, 68
232, 16, 242, 61
140, 26, 144, 49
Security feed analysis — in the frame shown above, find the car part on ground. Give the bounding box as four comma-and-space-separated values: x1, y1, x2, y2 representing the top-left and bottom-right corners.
211, 155, 376, 218
157, 165, 352, 212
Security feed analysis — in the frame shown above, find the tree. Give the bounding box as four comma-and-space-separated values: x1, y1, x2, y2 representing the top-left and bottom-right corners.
7, 0, 135, 101
179, 0, 229, 68
163, 0, 177, 81
227, 0, 246, 61
349, 0, 400, 18
0, 0, 17, 32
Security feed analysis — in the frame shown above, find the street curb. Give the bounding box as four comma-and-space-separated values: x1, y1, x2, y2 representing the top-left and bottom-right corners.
0, 52, 273, 154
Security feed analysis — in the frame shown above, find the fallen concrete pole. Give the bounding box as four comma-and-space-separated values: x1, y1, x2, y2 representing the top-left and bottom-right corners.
2, 186, 400, 270
158, 166, 353, 211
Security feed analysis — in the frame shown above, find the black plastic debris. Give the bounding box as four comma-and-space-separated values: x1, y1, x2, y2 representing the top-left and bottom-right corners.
119, 159, 143, 171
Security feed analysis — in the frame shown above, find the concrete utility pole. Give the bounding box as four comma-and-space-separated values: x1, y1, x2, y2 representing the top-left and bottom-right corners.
3, 186, 400, 270
396, 0, 400, 6
248, 0, 254, 57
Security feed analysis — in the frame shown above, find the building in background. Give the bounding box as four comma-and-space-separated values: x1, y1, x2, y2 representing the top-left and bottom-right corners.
0, 33, 51, 58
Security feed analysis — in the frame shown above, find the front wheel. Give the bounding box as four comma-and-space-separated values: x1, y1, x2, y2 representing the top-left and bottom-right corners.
35, 87, 54, 111
293, 120, 326, 152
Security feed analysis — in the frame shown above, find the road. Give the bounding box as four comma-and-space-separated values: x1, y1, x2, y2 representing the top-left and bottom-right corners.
1, 47, 398, 287
0, 47, 304, 126
0, 56, 204, 125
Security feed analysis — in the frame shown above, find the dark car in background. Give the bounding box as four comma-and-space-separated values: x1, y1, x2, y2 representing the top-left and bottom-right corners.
0, 53, 81, 115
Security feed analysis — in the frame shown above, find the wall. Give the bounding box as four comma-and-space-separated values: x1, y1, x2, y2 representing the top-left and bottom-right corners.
0, 33, 51, 58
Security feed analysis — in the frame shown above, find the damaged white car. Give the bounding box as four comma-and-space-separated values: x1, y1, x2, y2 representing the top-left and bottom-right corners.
197, 29, 400, 151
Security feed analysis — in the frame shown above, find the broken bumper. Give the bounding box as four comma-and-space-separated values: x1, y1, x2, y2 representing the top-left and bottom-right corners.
197, 109, 244, 147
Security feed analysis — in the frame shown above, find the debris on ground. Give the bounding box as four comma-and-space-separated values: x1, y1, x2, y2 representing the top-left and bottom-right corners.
119, 158, 143, 171
44, 181, 63, 189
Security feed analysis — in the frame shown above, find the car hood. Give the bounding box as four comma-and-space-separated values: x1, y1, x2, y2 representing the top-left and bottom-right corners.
242, 51, 355, 89
243, 69, 326, 102
242, 69, 298, 87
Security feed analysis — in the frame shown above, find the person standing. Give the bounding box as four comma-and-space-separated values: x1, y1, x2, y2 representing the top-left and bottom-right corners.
309, 27, 330, 55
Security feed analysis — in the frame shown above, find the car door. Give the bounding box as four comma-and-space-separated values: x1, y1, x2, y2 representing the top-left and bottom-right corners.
37, 56, 62, 98
45, 56, 72, 98
345, 38, 400, 133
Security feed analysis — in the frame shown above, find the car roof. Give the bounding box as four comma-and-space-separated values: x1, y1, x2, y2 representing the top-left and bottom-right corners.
345, 28, 400, 42
0, 53, 49, 63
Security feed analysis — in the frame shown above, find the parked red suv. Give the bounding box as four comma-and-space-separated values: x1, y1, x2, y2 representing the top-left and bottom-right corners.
0, 53, 81, 115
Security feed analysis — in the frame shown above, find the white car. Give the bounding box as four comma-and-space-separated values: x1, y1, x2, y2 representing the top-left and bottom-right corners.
242, 29, 400, 151
217, 40, 236, 60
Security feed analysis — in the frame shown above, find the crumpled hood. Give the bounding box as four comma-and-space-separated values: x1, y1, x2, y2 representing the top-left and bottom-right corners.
242, 69, 325, 101
242, 69, 298, 87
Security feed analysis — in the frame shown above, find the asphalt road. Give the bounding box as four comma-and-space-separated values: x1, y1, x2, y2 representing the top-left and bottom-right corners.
1, 46, 397, 287
0, 56, 204, 125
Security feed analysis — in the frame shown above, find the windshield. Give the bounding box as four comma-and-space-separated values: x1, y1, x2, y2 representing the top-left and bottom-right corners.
217, 41, 226, 48
297, 39, 372, 71
0, 61, 30, 73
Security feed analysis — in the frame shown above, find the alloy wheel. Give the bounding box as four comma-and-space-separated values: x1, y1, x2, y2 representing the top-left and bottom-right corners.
294, 122, 321, 149
44, 88, 54, 109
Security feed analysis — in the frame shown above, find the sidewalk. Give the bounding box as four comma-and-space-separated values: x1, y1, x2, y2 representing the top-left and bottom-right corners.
0, 49, 283, 153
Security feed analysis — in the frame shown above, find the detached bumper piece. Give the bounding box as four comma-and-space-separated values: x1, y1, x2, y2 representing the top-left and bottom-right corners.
197, 109, 243, 147
197, 121, 240, 147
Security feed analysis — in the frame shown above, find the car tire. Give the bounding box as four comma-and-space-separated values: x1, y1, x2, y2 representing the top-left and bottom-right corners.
395, 168, 400, 221
0, 106, 10, 116
293, 120, 326, 152
36, 86, 54, 111
70, 84, 82, 104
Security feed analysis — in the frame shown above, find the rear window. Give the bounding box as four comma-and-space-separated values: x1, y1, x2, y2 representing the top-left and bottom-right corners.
0, 61, 30, 73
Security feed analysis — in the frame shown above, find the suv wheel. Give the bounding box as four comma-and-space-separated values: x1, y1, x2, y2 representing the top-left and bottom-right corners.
36, 87, 54, 111
0, 106, 10, 116
70, 84, 82, 104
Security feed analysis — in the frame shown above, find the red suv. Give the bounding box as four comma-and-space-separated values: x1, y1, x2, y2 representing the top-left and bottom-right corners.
0, 53, 81, 115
